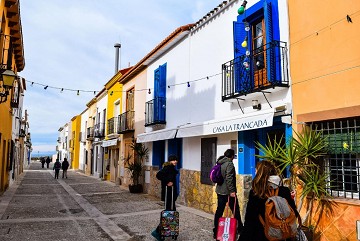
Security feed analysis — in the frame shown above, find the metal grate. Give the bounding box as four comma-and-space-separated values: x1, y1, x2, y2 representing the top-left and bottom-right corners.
312, 118, 360, 199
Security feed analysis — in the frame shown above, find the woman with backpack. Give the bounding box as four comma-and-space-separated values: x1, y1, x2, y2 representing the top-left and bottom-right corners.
238, 160, 300, 241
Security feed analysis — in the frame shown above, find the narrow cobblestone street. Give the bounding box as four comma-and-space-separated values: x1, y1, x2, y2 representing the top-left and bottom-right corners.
0, 162, 214, 241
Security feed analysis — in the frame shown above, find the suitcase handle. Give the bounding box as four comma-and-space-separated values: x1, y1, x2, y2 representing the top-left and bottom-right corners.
225, 195, 237, 218
165, 186, 174, 210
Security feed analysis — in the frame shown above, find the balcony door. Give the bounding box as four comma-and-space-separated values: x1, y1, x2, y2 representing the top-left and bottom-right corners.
252, 18, 268, 88
126, 88, 134, 130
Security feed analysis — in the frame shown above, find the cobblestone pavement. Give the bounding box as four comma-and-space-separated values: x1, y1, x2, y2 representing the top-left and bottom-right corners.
0, 162, 214, 241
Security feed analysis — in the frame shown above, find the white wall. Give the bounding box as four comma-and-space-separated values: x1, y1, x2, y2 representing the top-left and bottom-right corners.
79, 109, 89, 171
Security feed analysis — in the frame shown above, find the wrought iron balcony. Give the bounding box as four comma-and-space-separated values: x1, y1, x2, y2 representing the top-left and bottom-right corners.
222, 40, 289, 102
107, 116, 119, 135
145, 97, 166, 127
94, 122, 105, 138
118, 111, 135, 134
86, 127, 94, 140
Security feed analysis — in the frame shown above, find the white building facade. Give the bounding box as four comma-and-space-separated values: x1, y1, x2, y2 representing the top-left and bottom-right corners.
79, 108, 89, 172
137, 0, 291, 212
93, 90, 107, 178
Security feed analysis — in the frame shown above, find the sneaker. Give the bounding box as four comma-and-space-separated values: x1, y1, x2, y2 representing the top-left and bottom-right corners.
151, 229, 161, 241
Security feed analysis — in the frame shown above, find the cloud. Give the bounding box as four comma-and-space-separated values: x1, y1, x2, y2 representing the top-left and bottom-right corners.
21, 0, 220, 152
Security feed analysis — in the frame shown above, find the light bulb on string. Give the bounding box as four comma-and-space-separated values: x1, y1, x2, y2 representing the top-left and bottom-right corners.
187, 82, 190, 87
93, 91, 96, 95
44, 86, 48, 90
246, 50, 250, 56
31, 82, 34, 86
237, 0, 247, 15
241, 36, 248, 48
60, 88, 63, 93
148, 89, 151, 94
168, 85, 170, 88
77, 90, 80, 96
244, 22, 250, 32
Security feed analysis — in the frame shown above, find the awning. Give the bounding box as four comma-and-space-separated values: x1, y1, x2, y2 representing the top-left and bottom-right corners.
177, 109, 274, 138
137, 128, 178, 143
102, 139, 118, 147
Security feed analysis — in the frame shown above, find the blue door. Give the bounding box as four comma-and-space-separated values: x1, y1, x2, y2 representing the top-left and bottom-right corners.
154, 63, 167, 122
168, 138, 182, 196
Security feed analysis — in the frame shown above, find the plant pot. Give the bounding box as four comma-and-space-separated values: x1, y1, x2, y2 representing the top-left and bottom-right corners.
129, 184, 143, 193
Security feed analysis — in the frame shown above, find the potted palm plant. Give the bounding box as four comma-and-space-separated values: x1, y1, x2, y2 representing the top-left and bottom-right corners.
125, 142, 149, 193
256, 126, 335, 241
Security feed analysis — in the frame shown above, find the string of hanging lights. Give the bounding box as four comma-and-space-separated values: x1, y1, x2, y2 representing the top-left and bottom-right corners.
24, 72, 222, 95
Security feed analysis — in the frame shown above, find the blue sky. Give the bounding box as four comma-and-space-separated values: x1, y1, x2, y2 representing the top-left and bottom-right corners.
20, 0, 222, 153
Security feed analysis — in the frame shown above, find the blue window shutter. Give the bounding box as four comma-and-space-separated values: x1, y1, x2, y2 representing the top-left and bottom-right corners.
264, 1, 275, 83
154, 68, 160, 97
153, 63, 166, 122
233, 21, 246, 59
159, 63, 167, 98
233, 21, 250, 93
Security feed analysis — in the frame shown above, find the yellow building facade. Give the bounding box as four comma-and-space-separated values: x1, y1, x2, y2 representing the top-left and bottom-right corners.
71, 115, 81, 170
0, 0, 25, 193
104, 71, 123, 182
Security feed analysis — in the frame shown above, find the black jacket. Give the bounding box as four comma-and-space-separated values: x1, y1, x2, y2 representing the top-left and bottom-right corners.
156, 162, 178, 201
62, 160, 69, 170
239, 186, 299, 241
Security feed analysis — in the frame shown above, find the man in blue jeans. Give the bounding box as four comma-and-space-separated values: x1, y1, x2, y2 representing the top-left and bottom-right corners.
213, 149, 243, 240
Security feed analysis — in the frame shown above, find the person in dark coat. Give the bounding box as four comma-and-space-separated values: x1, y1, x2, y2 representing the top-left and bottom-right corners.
45, 156, 51, 168
61, 158, 69, 178
40, 157, 45, 168
151, 155, 179, 241
213, 149, 243, 240
238, 160, 299, 241
53, 159, 61, 179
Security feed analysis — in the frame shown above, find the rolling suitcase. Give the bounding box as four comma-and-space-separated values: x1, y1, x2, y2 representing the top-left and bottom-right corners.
216, 196, 238, 241
159, 186, 179, 240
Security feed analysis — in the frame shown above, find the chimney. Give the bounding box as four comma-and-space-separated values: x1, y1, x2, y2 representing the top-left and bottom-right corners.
114, 43, 121, 74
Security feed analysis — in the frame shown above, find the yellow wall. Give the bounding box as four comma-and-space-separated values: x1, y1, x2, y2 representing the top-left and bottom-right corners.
0, 0, 24, 192
289, 0, 360, 124
289, 1, 360, 240
71, 115, 81, 170
106, 82, 123, 134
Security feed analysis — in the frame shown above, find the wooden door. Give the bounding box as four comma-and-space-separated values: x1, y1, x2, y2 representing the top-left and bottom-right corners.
252, 19, 268, 88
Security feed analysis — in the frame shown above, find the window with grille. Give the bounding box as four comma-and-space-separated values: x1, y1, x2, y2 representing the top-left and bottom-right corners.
312, 118, 360, 199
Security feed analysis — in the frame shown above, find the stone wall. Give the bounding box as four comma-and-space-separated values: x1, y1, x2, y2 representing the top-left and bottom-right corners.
179, 169, 252, 219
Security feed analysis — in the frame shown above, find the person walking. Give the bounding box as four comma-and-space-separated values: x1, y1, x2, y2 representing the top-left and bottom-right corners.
61, 158, 69, 178
213, 149, 243, 240
45, 156, 51, 168
53, 159, 61, 179
238, 160, 299, 241
40, 157, 45, 168
151, 155, 179, 241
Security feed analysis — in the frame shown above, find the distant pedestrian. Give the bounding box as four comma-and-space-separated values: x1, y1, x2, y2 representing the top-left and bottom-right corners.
62, 158, 69, 178
53, 159, 61, 179
46, 156, 51, 168
40, 157, 45, 168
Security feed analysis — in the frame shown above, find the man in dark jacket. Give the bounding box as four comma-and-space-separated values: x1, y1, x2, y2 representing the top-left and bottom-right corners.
45, 156, 51, 168
213, 149, 243, 240
151, 155, 179, 240
61, 158, 69, 178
